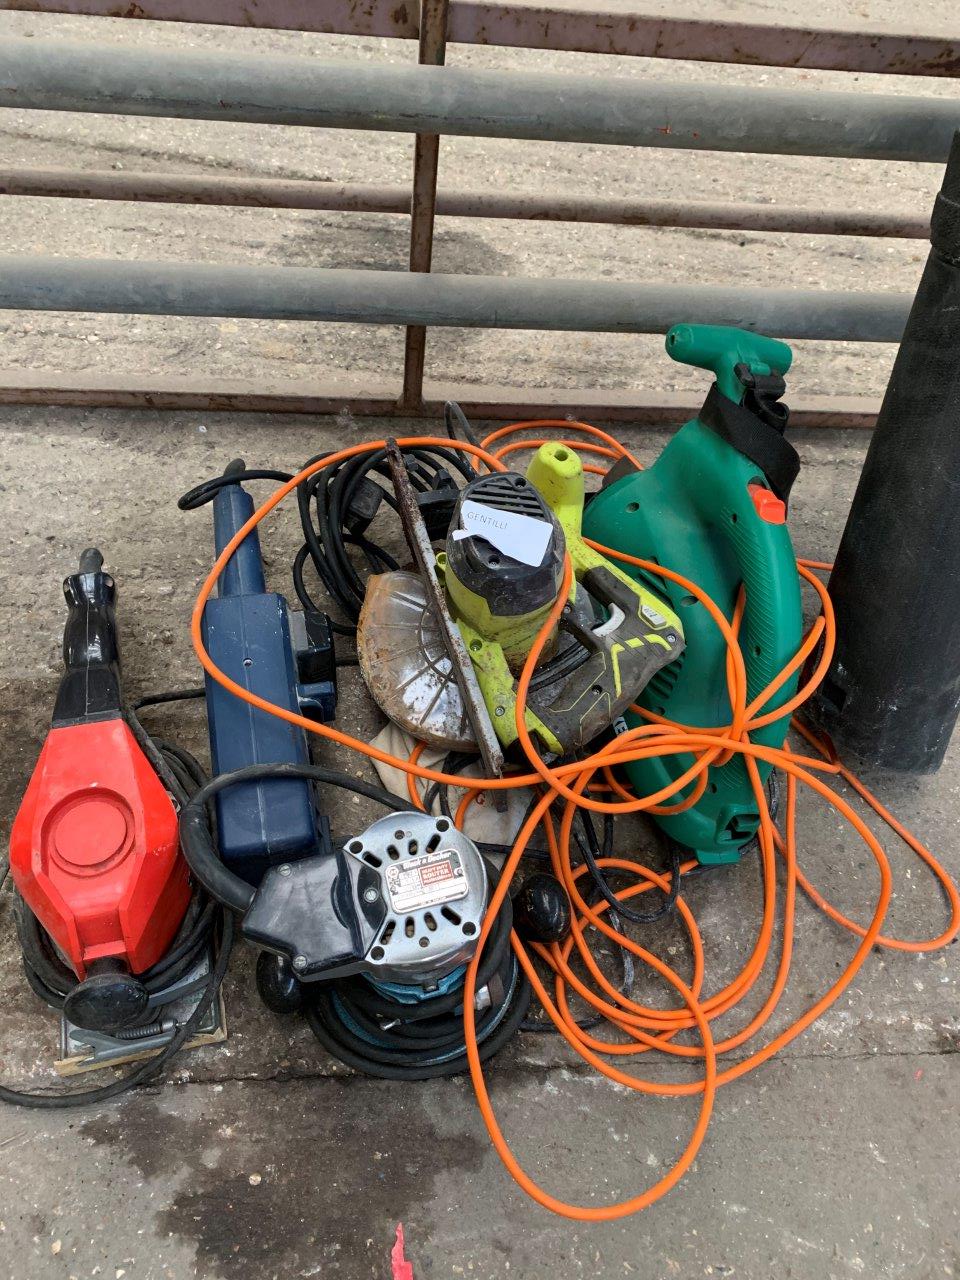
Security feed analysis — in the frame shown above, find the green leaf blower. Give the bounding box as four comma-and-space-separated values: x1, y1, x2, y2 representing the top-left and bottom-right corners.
582, 324, 803, 863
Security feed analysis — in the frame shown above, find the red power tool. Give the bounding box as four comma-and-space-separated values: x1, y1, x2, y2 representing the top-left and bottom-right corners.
10, 550, 191, 1033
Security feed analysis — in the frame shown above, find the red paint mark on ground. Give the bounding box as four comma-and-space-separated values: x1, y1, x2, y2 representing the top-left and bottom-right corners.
392, 1224, 414, 1280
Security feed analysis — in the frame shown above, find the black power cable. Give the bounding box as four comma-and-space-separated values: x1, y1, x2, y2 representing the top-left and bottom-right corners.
444, 400, 483, 452
134, 687, 206, 709
178, 447, 474, 642
577, 809, 683, 927
14, 854, 215, 1010
0, 914, 234, 1111
178, 762, 412, 912
177, 466, 294, 511
306, 953, 529, 1081
291, 444, 476, 631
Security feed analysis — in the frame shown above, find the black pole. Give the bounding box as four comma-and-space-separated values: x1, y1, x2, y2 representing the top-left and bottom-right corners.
814, 130, 960, 772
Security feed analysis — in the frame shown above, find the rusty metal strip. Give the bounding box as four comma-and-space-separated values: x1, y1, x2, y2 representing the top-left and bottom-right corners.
0, 0, 421, 37
0, 170, 416, 212
401, 0, 449, 414
383, 438, 505, 777
0, 1, 955, 77
0, 166, 929, 239
0, 371, 883, 427
448, 6, 960, 77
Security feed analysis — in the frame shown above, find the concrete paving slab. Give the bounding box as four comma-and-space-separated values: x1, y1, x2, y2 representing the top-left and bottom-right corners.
0, 1054, 957, 1280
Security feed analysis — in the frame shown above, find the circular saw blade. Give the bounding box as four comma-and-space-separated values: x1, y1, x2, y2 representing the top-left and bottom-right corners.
357, 570, 478, 752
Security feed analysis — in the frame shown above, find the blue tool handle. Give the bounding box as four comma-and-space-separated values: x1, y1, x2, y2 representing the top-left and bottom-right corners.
201, 462, 319, 884
214, 460, 266, 598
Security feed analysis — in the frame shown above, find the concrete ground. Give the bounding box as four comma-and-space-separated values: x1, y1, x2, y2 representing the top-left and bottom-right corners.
0, 3, 958, 1279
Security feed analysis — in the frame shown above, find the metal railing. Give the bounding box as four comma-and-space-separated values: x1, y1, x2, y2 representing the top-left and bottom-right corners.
0, 0, 956, 425
2, 0, 957, 74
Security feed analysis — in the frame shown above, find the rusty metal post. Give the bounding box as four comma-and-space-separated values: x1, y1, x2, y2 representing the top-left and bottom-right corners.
400, 0, 449, 414
384, 438, 504, 776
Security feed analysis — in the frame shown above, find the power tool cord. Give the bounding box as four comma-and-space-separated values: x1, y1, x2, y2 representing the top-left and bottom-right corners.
178, 762, 414, 912
444, 399, 483, 452
0, 913, 235, 1111
134, 686, 206, 709
577, 808, 682, 926
306, 952, 529, 1081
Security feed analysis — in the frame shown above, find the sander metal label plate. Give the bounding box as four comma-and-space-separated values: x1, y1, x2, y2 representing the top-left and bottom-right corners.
385, 848, 468, 913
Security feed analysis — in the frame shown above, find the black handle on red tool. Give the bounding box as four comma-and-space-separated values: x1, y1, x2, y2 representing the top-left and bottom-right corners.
52, 547, 123, 727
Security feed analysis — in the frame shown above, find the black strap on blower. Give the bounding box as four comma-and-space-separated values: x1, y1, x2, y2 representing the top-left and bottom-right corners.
698, 371, 800, 505
601, 369, 800, 505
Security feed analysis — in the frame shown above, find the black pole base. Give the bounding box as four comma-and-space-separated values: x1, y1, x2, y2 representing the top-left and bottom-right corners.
813, 130, 960, 773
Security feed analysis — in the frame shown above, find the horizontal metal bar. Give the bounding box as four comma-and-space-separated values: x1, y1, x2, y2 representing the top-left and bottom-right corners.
0, 255, 912, 341
0, 1, 956, 78
0, 0, 422, 37
0, 370, 883, 427
449, 6, 960, 77
0, 38, 957, 162
0, 166, 930, 239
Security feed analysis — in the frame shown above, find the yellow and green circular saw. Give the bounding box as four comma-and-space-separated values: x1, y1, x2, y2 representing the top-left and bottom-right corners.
358, 440, 684, 759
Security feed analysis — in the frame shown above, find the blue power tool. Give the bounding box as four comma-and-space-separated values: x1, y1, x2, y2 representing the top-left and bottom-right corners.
201, 459, 338, 885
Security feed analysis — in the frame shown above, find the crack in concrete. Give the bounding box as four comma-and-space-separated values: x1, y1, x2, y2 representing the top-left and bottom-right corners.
42, 1039, 952, 1097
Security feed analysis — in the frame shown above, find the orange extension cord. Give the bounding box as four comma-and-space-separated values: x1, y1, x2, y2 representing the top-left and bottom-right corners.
188, 424, 960, 1221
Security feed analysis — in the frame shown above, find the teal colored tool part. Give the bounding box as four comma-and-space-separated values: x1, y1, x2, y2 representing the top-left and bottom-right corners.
582, 324, 802, 864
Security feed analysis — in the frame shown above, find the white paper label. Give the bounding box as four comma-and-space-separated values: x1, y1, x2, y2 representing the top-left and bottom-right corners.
451, 499, 552, 567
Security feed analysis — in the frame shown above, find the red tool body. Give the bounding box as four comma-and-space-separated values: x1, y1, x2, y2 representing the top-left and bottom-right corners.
9, 551, 189, 999
11, 719, 186, 978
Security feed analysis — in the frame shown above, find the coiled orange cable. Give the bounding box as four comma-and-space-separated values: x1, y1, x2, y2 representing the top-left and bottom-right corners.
188, 424, 960, 1221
